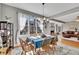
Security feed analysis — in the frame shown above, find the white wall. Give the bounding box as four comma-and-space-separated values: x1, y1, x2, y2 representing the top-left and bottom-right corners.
0, 4, 1, 20
63, 21, 79, 31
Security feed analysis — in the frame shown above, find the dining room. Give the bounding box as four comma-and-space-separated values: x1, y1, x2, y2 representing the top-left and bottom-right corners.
0, 3, 79, 55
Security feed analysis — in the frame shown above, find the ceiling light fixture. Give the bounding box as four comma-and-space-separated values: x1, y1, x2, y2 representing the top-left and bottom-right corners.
42, 3, 46, 20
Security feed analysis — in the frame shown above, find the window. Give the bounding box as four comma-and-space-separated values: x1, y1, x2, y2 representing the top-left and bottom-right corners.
18, 13, 42, 36
29, 16, 36, 35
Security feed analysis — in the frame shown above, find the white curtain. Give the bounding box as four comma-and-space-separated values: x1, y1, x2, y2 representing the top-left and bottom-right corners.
17, 13, 28, 45
19, 13, 27, 31
0, 36, 3, 47
38, 19, 43, 33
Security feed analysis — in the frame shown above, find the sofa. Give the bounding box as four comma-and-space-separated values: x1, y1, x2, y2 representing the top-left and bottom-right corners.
62, 31, 79, 38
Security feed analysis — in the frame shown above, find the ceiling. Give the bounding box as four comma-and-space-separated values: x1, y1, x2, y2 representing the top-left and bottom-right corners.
54, 12, 79, 22
4, 3, 79, 22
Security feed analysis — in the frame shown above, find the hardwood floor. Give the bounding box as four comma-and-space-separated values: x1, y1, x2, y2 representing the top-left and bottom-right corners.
61, 38, 79, 48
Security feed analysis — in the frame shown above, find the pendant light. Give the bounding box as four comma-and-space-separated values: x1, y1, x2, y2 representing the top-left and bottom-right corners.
42, 3, 46, 20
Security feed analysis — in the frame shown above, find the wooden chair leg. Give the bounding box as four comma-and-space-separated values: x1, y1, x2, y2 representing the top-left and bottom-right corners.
49, 45, 55, 54
21, 51, 23, 55
53, 47, 55, 54
21, 51, 26, 55
24, 51, 26, 55
53, 46, 57, 54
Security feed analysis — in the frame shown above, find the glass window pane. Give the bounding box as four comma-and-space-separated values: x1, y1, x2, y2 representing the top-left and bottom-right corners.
29, 16, 36, 35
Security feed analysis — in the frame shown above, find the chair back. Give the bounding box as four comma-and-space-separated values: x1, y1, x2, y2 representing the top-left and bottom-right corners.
20, 39, 27, 51
50, 38, 57, 45
47, 38, 52, 44
26, 37, 30, 42
42, 39, 49, 46
20, 38, 34, 52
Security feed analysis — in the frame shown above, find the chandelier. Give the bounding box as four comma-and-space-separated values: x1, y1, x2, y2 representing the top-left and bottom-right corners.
42, 3, 46, 20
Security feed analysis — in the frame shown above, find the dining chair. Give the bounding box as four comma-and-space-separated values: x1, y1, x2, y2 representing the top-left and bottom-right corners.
20, 39, 34, 55
39, 39, 51, 54
49, 38, 58, 54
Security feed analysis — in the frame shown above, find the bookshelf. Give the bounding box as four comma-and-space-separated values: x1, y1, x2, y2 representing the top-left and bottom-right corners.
0, 21, 14, 48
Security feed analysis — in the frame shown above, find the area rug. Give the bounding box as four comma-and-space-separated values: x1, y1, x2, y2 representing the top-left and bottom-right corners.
10, 45, 79, 55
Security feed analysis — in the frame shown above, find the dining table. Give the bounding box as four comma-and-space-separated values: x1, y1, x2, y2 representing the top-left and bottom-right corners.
27, 35, 56, 52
